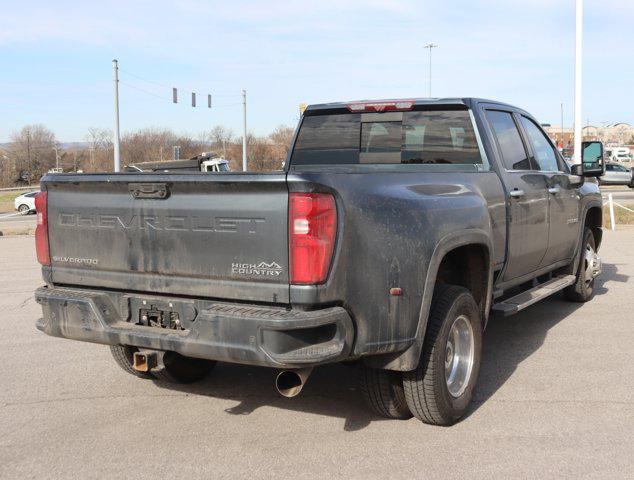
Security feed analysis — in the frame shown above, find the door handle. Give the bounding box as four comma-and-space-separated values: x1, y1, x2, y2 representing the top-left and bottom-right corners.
548, 186, 561, 195
509, 189, 525, 198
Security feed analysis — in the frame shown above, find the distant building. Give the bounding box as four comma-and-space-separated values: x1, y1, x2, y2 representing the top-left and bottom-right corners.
543, 123, 634, 149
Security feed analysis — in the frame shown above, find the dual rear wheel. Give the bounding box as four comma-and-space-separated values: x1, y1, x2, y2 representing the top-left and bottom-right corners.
360, 285, 482, 426
361, 228, 599, 425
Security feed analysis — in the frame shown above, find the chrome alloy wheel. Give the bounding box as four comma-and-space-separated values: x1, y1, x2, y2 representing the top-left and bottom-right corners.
584, 243, 602, 284
444, 315, 475, 398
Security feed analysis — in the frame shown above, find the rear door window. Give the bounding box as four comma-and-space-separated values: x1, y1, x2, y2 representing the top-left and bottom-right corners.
486, 110, 530, 170
291, 109, 482, 166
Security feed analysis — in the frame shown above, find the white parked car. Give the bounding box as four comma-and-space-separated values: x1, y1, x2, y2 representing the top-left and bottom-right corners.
14, 191, 39, 214
600, 163, 634, 188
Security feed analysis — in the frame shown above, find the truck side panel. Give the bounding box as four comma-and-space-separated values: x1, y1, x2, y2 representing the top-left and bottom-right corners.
287, 170, 506, 366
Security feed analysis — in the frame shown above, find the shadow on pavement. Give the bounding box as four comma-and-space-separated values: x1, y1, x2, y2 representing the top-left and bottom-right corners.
152, 361, 376, 432
151, 262, 627, 431
471, 262, 626, 415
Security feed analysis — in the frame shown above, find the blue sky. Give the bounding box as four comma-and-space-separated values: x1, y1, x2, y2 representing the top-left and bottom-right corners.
1, 0, 632, 142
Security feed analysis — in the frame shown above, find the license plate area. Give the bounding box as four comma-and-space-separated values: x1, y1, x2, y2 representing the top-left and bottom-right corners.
139, 306, 182, 330
127, 297, 198, 331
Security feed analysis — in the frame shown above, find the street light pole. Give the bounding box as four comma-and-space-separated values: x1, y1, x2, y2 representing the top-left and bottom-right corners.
112, 59, 121, 172
242, 89, 247, 172
423, 43, 438, 98
573, 0, 583, 164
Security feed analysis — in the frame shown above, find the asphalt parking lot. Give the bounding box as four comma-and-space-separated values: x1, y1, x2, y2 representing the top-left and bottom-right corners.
1, 232, 632, 479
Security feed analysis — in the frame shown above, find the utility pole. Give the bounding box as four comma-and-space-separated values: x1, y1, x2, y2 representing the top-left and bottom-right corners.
53, 147, 59, 169
423, 43, 438, 98
112, 59, 121, 172
560, 102, 564, 149
573, 0, 583, 164
26, 130, 31, 168
242, 89, 247, 172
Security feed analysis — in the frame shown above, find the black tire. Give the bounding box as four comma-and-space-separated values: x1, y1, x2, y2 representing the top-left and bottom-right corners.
18, 204, 30, 214
109, 345, 154, 379
359, 366, 412, 419
403, 285, 482, 426
153, 351, 215, 384
564, 227, 597, 302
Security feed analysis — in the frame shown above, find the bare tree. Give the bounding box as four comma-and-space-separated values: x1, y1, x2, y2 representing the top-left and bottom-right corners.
202, 125, 234, 157
6, 124, 57, 184
0, 123, 297, 185
84, 127, 113, 172
0, 148, 19, 187
269, 125, 295, 164
246, 134, 274, 171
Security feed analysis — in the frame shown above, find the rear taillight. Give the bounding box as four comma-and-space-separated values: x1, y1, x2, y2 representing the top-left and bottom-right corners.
35, 191, 50, 266
289, 193, 337, 285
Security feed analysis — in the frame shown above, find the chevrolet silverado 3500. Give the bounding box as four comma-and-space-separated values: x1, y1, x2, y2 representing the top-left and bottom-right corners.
34, 98, 604, 425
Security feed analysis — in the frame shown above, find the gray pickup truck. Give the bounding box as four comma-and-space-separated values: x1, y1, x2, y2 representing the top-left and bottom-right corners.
33, 98, 604, 426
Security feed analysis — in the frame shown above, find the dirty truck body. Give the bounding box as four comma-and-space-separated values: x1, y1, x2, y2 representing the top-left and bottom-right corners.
34, 98, 603, 425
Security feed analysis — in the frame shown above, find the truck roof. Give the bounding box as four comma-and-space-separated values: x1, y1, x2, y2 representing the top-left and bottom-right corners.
304, 97, 519, 114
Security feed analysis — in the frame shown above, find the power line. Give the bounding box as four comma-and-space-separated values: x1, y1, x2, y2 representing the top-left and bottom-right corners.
112, 62, 249, 167
119, 69, 170, 88
119, 81, 242, 108
119, 81, 171, 102
118, 68, 241, 97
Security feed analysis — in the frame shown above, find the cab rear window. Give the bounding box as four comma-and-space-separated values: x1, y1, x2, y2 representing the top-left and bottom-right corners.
291, 109, 482, 166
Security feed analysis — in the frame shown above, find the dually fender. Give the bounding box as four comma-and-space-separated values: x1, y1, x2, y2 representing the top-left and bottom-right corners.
371, 228, 494, 372
567, 199, 603, 276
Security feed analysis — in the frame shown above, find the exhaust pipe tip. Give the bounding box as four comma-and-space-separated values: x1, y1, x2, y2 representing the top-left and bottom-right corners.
275, 368, 313, 398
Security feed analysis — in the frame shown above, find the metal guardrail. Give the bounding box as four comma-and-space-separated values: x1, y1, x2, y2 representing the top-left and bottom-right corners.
607, 193, 634, 231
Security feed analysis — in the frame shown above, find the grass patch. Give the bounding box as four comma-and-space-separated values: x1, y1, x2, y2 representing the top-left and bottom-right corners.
603, 203, 634, 228
0, 189, 38, 213
0, 225, 36, 236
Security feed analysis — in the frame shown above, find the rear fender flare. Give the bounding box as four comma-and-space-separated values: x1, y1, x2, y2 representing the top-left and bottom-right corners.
380, 229, 493, 371
568, 201, 602, 276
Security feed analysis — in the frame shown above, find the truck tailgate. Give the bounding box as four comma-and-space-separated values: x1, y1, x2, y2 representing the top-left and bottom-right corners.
44, 174, 290, 303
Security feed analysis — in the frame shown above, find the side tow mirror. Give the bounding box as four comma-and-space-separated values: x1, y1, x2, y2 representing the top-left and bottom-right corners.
580, 141, 605, 177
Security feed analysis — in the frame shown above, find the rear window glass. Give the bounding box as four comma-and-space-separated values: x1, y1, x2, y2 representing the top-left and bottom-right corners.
290, 114, 360, 164
291, 110, 482, 166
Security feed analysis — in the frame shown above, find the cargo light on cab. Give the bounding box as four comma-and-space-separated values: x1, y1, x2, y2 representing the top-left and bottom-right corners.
347, 100, 415, 112
288, 193, 337, 285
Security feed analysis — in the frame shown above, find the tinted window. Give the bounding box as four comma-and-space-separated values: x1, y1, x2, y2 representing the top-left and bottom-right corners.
291, 109, 482, 166
486, 111, 530, 170
361, 121, 401, 153
401, 111, 481, 164
520, 116, 560, 171
292, 113, 360, 164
